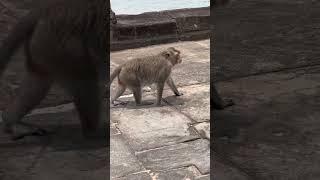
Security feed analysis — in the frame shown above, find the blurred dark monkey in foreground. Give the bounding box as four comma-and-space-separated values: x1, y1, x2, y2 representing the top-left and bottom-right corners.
212, 0, 235, 109
0, 0, 110, 140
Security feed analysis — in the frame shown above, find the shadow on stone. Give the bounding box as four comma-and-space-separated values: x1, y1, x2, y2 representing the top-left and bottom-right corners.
111, 97, 185, 110
213, 112, 242, 139
0, 122, 108, 151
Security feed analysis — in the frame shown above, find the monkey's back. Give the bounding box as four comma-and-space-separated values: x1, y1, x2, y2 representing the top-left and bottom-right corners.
119, 55, 173, 86
25, 0, 107, 79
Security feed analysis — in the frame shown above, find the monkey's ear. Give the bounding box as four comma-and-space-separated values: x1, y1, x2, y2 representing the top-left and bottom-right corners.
162, 51, 171, 58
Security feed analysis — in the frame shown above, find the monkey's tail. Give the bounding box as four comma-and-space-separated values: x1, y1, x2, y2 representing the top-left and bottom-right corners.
0, 11, 38, 77
109, 66, 122, 86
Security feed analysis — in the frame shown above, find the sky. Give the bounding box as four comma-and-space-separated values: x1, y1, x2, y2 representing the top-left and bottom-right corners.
110, 0, 210, 15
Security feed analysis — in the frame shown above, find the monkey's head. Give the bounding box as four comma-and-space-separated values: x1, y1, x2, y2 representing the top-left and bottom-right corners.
162, 47, 182, 65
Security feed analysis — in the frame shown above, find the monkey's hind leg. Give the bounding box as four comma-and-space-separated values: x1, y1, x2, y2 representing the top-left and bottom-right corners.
131, 86, 142, 105
212, 85, 234, 110
67, 79, 108, 139
1, 71, 51, 140
111, 83, 127, 106
130, 86, 153, 106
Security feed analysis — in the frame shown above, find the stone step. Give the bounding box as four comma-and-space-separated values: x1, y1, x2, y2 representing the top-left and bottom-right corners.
111, 7, 210, 51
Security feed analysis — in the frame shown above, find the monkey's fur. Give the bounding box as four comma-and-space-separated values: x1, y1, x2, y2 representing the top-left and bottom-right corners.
212, 0, 234, 110
110, 47, 183, 106
0, 0, 109, 140
212, 85, 234, 109
213, 0, 232, 6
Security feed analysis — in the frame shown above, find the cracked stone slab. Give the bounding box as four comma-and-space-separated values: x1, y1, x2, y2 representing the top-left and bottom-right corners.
214, 65, 320, 179
164, 84, 210, 123
111, 123, 121, 136
136, 139, 210, 174
195, 175, 210, 180
111, 135, 144, 178
212, 153, 250, 180
0, 152, 39, 180
29, 148, 108, 180
194, 122, 210, 139
0, 105, 109, 180
114, 172, 151, 180
153, 166, 206, 180
111, 103, 198, 151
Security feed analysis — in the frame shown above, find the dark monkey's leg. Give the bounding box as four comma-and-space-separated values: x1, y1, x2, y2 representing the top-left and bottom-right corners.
212, 85, 234, 109
65, 77, 108, 138
1, 70, 52, 140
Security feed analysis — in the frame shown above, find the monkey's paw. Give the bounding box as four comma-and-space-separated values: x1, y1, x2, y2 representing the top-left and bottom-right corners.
112, 100, 128, 106
175, 92, 184, 96
3, 122, 48, 141
11, 128, 48, 141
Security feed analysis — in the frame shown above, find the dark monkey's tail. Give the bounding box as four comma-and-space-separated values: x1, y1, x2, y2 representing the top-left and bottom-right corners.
0, 11, 38, 77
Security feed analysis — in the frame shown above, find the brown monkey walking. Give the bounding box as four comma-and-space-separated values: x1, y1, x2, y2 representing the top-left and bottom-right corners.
0, 0, 109, 140
110, 47, 183, 106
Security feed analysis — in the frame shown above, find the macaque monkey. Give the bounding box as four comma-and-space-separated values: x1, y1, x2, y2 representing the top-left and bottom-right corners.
110, 47, 183, 106
0, 0, 110, 140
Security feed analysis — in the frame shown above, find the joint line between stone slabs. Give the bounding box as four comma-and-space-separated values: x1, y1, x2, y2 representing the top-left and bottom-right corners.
134, 137, 204, 155
155, 164, 202, 176
161, 84, 210, 139
215, 63, 320, 83
111, 123, 122, 135
115, 133, 149, 173
213, 150, 258, 180
189, 125, 209, 141
114, 170, 152, 179
149, 165, 204, 177
24, 142, 50, 177
163, 98, 199, 124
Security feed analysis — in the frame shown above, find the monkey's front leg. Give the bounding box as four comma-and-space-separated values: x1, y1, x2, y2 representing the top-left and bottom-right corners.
1, 71, 51, 140
2, 120, 48, 140
212, 85, 234, 109
155, 82, 165, 106
166, 76, 183, 96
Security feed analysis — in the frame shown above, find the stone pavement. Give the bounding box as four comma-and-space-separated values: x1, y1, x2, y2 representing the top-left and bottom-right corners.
0, 104, 109, 180
212, 0, 320, 179
1, 1, 320, 179
213, 65, 320, 180
110, 40, 211, 179
0, 39, 211, 180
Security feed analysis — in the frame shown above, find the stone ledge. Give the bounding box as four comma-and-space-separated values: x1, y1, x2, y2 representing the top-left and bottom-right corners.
111, 7, 210, 51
